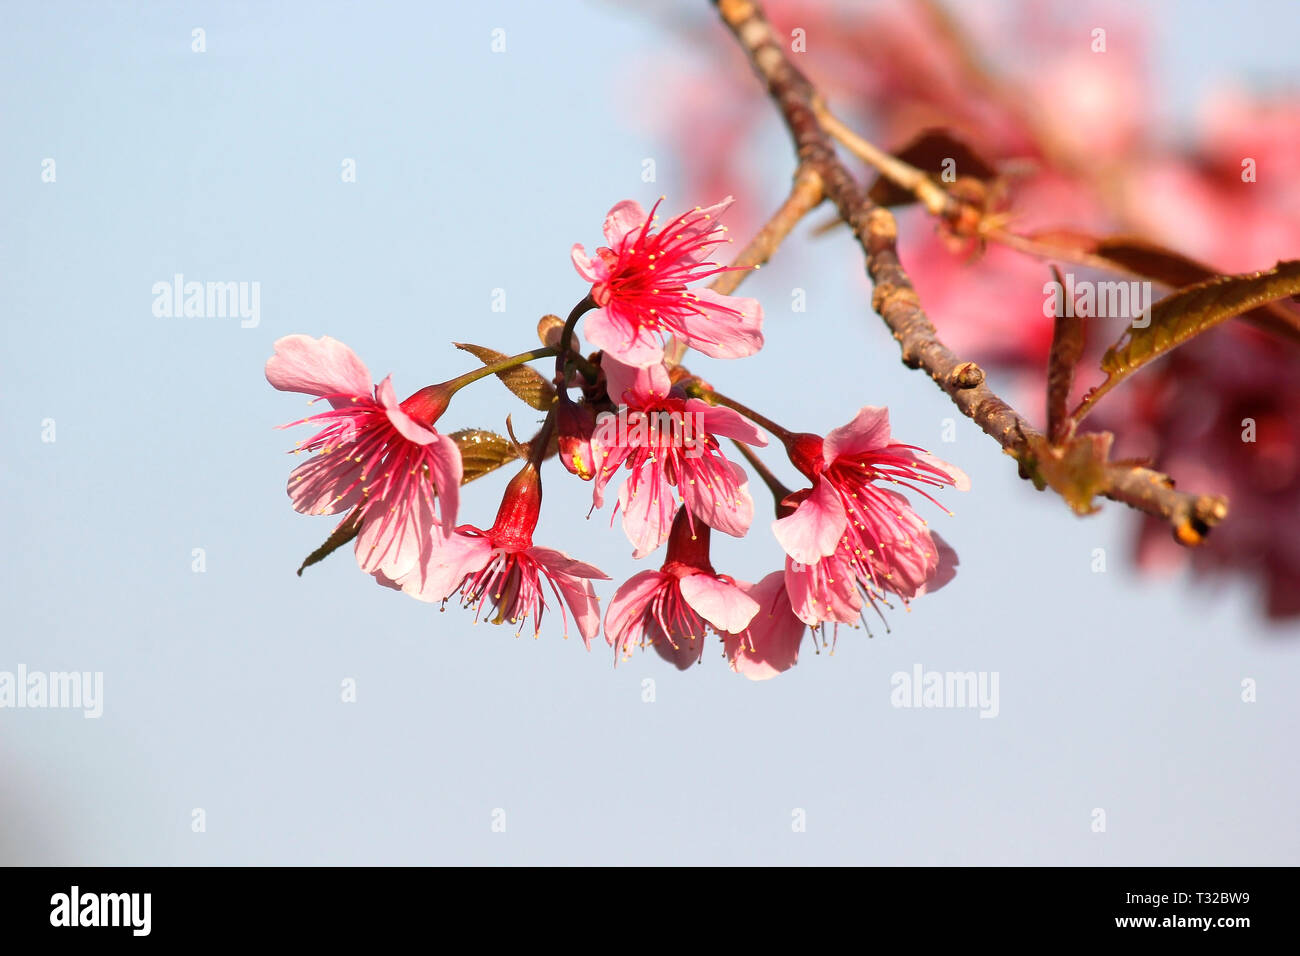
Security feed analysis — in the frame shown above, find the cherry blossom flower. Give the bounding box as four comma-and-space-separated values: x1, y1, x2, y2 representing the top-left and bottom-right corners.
592, 355, 764, 557
571, 197, 764, 367
723, 571, 807, 680
773, 406, 967, 611
604, 511, 759, 669
266, 334, 462, 583
390, 461, 608, 645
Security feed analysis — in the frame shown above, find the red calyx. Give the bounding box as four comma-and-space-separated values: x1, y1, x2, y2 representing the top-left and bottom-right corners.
399, 383, 454, 428
488, 463, 543, 550
661, 508, 714, 577
784, 432, 826, 481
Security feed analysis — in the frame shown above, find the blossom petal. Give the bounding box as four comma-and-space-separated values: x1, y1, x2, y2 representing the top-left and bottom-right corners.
726, 571, 806, 680
584, 307, 665, 368
653, 629, 708, 670
771, 478, 847, 564
671, 197, 735, 264
823, 406, 892, 463
678, 572, 760, 634
602, 355, 673, 406
914, 532, 959, 597
285, 451, 365, 516
398, 529, 493, 603
619, 463, 679, 558
604, 570, 671, 651
529, 546, 610, 580
908, 449, 972, 491
545, 571, 604, 648
427, 432, 463, 535
353, 479, 435, 581
266, 334, 372, 400
603, 200, 649, 249
682, 458, 753, 539
571, 243, 608, 284
784, 552, 861, 627
686, 398, 767, 446
378, 377, 438, 445
677, 288, 764, 360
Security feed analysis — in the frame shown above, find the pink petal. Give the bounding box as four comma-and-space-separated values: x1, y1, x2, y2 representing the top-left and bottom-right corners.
427, 433, 463, 535
685, 398, 767, 446
682, 458, 753, 539
653, 629, 708, 670
399, 529, 494, 603
602, 355, 673, 407
678, 572, 760, 634
726, 571, 806, 680
604, 570, 671, 650
914, 532, 960, 597
549, 574, 604, 648
864, 489, 940, 600
266, 334, 372, 399
823, 406, 892, 464
602, 200, 649, 249
378, 377, 438, 445
784, 553, 861, 627
618, 464, 679, 558
585, 307, 665, 368
771, 478, 847, 564
672, 197, 735, 265
908, 449, 972, 491
353, 481, 435, 580
570, 243, 608, 284
529, 546, 610, 581
676, 288, 763, 360
285, 451, 365, 516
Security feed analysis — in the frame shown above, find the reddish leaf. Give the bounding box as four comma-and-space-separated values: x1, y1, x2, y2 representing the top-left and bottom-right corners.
867, 128, 999, 207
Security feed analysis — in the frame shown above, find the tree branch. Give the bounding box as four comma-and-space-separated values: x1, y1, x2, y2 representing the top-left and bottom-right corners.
667, 164, 825, 364
712, 0, 1227, 542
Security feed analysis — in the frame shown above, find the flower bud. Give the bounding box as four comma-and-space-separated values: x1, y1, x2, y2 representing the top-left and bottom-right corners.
556, 391, 598, 480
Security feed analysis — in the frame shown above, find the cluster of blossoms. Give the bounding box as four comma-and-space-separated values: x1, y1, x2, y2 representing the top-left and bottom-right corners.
268, 197, 966, 678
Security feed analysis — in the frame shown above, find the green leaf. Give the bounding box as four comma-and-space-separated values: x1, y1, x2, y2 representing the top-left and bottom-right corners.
1078, 260, 1300, 418
297, 508, 362, 576
451, 428, 523, 484
455, 342, 557, 411
1025, 231, 1300, 343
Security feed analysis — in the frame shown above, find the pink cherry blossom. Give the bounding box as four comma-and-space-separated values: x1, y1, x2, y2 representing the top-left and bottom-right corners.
571, 197, 764, 367
723, 571, 807, 680
391, 462, 608, 645
773, 407, 966, 613
604, 511, 759, 669
266, 334, 462, 583
591, 355, 765, 557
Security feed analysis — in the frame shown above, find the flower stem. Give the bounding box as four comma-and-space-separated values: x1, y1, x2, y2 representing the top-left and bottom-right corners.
556, 294, 597, 382
730, 439, 792, 514
682, 379, 795, 444
527, 408, 559, 470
